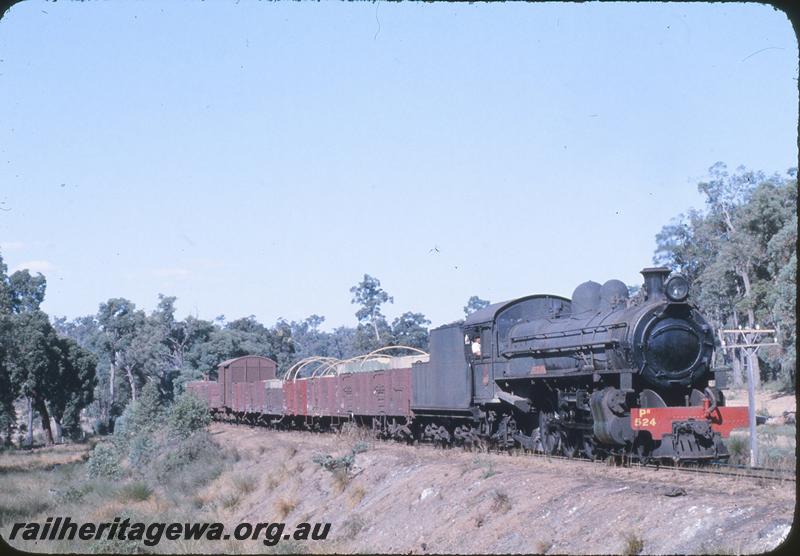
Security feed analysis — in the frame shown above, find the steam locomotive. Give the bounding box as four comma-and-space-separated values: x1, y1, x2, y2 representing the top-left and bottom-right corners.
189, 267, 748, 462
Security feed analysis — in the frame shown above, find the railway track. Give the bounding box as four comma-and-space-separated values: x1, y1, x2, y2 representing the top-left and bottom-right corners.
219, 418, 796, 483
485, 447, 796, 483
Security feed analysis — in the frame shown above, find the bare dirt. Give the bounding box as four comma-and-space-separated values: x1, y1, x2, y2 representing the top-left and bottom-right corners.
208, 423, 796, 554
724, 389, 796, 418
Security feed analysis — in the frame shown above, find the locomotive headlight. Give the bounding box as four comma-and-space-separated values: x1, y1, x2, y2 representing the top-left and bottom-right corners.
665, 275, 689, 302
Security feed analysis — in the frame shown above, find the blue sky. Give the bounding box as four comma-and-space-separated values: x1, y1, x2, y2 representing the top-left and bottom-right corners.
0, 1, 796, 330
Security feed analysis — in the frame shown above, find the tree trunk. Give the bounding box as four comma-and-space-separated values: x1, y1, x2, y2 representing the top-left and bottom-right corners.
125, 365, 138, 401
33, 397, 54, 446
53, 418, 62, 444
371, 319, 380, 342
732, 352, 744, 388
26, 396, 33, 446
110, 353, 117, 405
739, 267, 761, 387
731, 312, 744, 387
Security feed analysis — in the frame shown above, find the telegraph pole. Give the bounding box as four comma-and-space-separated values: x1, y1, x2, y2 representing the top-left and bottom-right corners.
718, 327, 777, 467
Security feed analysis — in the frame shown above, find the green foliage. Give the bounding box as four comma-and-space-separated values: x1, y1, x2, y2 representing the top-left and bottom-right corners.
350, 274, 393, 350
168, 392, 211, 439
127, 434, 157, 472
655, 164, 796, 388
391, 312, 431, 351
153, 429, 218, 477
464, 295, 491, 316
312, 441, 370, 473
114, 380, 165, 443
86, 443, 122, 479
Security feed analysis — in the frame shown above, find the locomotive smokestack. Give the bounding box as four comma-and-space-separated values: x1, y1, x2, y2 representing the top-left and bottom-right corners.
640, 267, 670, 301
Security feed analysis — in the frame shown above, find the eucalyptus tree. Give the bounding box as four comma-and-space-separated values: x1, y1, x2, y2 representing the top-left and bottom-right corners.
655, 164, 797, 388
464, 296, 490, 316
350, 274, 393, 343
391, 312, 431, 351
97, 298, 147, 404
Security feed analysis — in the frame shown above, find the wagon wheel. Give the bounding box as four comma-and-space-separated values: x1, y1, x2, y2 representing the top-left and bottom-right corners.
581, 436, 596, 460
538, 412, 561, 455
562, 431, 580, 459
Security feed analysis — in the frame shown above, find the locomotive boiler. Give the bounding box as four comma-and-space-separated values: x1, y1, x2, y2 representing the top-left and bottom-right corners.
411, 267, 747, 461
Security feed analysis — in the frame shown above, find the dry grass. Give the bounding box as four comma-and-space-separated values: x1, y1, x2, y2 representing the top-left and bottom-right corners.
265, 473, 281, 490
622, 532, 645, 555
490, 489, 512, 513
274, 496, 297, 519
342, 515, 368, 539
332, 468, 350, 493
348, 484, 367, 508
218, 490, 242, 510
232, 472, 258, 494
0, 442, 93, 472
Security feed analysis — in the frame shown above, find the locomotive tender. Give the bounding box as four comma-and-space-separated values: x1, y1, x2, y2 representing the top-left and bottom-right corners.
188, 267, 747, 462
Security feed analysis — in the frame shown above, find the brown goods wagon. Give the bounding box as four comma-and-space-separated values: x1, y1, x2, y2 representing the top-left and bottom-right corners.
185, 381, 224, 409
250, 380, 267, 413
282, 379, 308, 416
232, 381, 263, 414
323, 375, 338, 416
186, 381, 207, 406
203, 382, 223, 409
386, 367, 412, 417
232, 382, 247, 413
307, 375, 338, 417
343, 370, 386, 415
218, 355, 277, 407
294, 380, 308, 416
338, 373, 354, 415
283, 380, 295, 416
264, 379, 284, 415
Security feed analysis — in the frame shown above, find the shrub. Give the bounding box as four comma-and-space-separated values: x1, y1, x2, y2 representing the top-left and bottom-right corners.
219, 491, 241, 510
117, 481, 153, 502
232, 472, 257, 494
726, 434, 749, 465
342, 515, 367, 538
312, 442, 369, 474
113, 382, 165, 449
127, 434, 157, 473
86, 443, 122, 480
153, 430, 217, 476
168, 393, 211, 439
491, 490, 512, 513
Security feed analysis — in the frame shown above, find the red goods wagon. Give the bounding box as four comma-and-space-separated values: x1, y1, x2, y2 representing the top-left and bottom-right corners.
218, 356, 277, 407
295, 380, 308, 416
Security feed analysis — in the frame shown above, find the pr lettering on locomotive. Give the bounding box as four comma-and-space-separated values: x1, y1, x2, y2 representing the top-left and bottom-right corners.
187, 266, 749, 464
